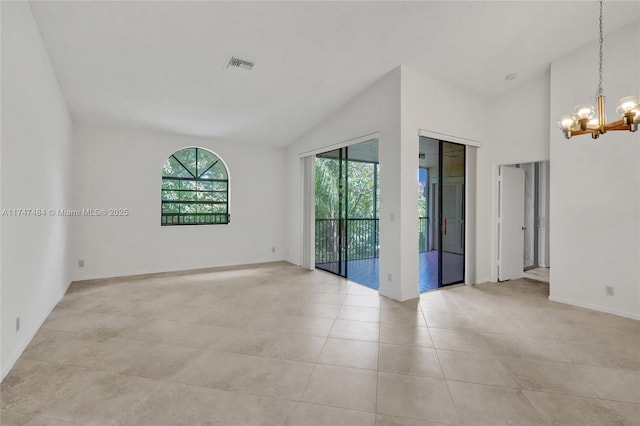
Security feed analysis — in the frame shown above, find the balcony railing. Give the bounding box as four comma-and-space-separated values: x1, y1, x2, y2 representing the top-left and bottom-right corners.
315, 216, 429, 264
418, 216, 429, 253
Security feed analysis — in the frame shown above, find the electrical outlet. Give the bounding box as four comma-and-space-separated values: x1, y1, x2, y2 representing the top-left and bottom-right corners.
271, 247, 276, 253
16, 317, 20, 332
387, 273, 392, 282
606, 286, 615, 296
78, 259, 84, 267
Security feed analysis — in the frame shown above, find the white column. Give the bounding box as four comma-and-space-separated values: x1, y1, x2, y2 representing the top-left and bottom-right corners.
378, 128, 419, 301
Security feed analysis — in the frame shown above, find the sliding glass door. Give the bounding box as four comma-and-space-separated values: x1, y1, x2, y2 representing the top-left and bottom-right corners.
315, 147, 348, 277
419, 137, 465, 290
315, 139, 379, 288
440, 141, 465, 286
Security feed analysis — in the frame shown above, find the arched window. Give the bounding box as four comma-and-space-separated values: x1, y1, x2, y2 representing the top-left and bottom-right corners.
161, 147, 229, 225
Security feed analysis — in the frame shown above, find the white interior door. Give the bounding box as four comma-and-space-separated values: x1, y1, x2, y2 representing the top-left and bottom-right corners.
498, 166, 525, 281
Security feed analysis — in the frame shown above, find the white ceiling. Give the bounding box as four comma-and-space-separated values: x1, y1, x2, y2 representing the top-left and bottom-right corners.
29, 1, 639, 147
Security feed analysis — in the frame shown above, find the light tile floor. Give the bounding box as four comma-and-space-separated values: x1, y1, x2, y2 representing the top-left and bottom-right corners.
1, 262, 639, 425
523, 267, 550, 283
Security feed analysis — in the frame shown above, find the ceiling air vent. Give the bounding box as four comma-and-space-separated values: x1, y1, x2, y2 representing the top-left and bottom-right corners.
226, 55, 255, 74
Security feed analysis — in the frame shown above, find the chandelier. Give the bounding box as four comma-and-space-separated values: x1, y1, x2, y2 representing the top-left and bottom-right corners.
558, 1, 639, 139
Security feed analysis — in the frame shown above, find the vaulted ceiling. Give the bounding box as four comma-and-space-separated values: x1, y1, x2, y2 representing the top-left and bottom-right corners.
30, 1, 639, 146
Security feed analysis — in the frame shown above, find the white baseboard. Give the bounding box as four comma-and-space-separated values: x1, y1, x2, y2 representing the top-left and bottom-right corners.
548, 295, 640, 320
1, 286, 69, 382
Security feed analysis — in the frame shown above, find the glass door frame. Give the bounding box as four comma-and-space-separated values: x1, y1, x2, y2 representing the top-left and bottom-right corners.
314, 139, 380, 288
315, 147, 349, 278
419, 137, 466, 290
438, 139, 466, 287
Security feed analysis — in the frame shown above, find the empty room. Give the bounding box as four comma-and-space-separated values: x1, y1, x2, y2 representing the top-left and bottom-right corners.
1, 1, 639, 425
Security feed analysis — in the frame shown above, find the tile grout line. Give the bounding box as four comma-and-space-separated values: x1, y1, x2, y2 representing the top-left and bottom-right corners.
423, 301, 463, 426
18, 351, 637, 413
8, 268, 639, 425
297, 279, 346, 407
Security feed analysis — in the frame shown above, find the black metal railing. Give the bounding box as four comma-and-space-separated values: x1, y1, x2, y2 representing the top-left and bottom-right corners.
162, 213, 229, 225
316, 216, 429, 263
315, 219, 340, 264
418, 216, 429, 253
347, 218, 379, 260
315, 218, 379, 264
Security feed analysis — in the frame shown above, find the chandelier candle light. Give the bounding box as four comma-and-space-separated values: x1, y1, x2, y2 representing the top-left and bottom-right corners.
558, 1, 639, 139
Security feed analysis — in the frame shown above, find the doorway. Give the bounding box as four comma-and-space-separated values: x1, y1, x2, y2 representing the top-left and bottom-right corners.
419, 137, 466, 291
314, 139, 379, 288
498, 161, 550, 282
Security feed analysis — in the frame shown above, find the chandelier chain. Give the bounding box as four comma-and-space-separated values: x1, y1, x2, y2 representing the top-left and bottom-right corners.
558, 0, 639, 139
597, 0, 604, 97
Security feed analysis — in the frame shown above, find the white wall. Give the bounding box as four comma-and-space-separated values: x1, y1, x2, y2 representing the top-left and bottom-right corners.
549, 22, 640, 319
286, 66, 489, 300
72, 124, 287, 281
285, 68, 401, 268
401, 67, 488, 294
1, 2, 73, 379
480, 72, 551, 283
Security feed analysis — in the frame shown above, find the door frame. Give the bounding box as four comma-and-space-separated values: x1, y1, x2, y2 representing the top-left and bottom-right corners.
490, 159, 550, 283
299, 132, 381, 273
497, 165, 525, 281
419, 129, 478, 287
437, 139, 466, 287
419, 137, 466, 289
523, 162, 540, 270
314, 146, 349, 278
